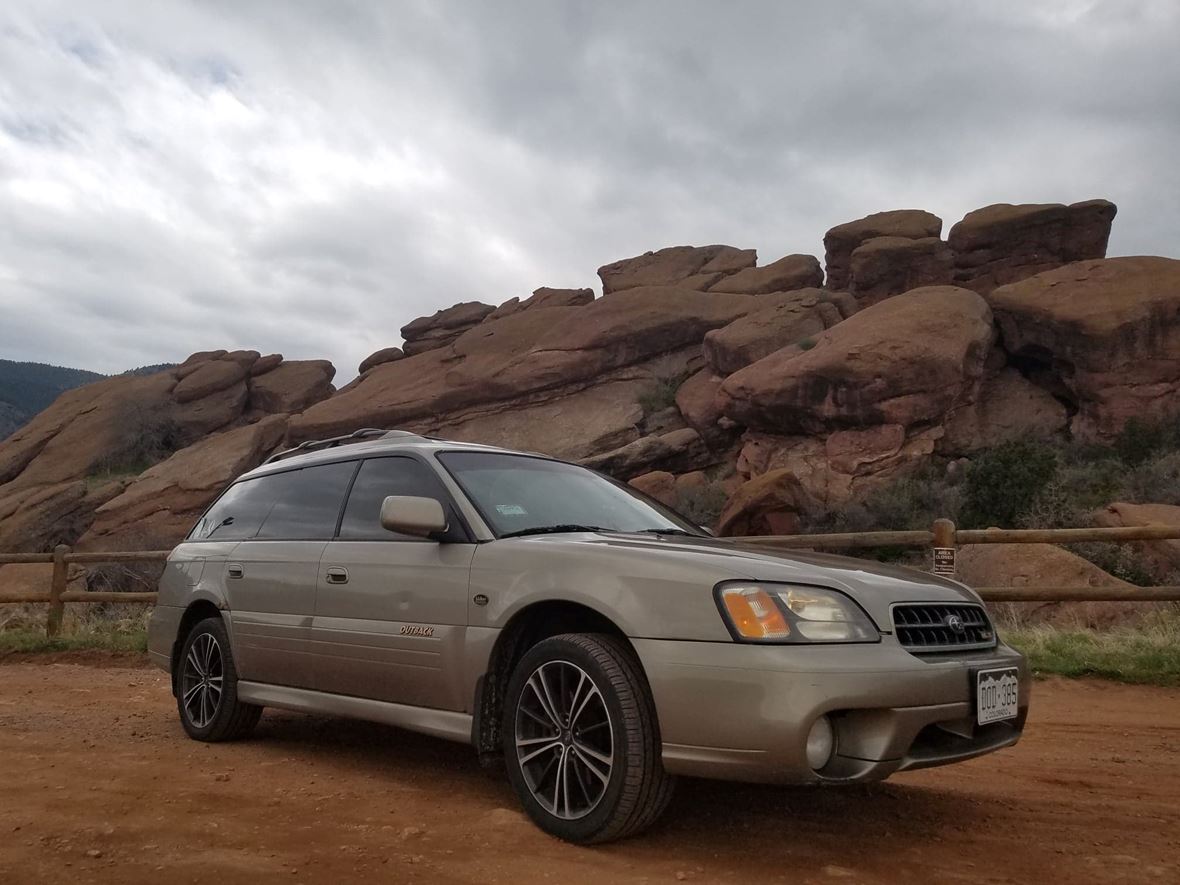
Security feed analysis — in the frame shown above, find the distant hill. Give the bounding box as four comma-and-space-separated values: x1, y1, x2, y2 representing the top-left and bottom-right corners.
0, 359, 176, 440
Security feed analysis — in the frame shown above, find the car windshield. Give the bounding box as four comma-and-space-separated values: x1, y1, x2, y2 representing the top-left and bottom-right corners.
437, 451, 702, 538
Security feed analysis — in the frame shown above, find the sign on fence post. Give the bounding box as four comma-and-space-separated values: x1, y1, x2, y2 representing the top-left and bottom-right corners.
931, 518, 957, 578
932, 547, 956, 577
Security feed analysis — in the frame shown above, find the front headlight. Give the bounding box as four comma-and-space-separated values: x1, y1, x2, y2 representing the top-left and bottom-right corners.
715, 582, 879, 644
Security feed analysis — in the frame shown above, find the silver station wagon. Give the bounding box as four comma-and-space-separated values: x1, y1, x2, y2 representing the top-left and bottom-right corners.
149, 429, 1029, 843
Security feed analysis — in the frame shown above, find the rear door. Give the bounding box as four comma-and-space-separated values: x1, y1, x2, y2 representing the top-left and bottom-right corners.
312, 456, 475, 710
214, 461, 357, 689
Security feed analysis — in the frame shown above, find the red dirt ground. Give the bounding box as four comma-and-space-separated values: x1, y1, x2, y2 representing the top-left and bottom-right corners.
1, 660, 1177, 884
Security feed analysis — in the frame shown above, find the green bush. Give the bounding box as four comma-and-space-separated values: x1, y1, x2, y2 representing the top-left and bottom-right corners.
636, 372, 688, 417
675, 482, 728, 528
1114, 414, 1180, 466
960, 439, 1058, 529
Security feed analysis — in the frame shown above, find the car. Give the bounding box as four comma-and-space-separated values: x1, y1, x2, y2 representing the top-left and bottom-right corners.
148, 428, 1029, 843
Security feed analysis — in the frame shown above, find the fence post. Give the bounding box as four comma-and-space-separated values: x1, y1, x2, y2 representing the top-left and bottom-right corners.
931, 518, 957, 579
46, 544, 70, 638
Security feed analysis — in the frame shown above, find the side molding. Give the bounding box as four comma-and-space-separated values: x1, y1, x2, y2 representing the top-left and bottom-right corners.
236, 682, 475, 745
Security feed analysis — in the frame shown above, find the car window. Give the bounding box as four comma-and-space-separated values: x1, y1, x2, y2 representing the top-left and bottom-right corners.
338, 456, 450, 540
189, 475, 281, 541
437, 451, 699, 537
254, 461, 358, 540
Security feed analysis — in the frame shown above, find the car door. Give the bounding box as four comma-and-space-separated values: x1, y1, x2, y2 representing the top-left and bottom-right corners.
217, 461, 357, 689
311, 455, 476, 710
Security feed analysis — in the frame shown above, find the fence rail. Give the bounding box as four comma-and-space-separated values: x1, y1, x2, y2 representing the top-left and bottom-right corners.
3, 519, 1180, 638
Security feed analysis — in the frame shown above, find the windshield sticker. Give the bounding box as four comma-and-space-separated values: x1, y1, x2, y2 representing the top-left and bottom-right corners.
495, 504, 528, 516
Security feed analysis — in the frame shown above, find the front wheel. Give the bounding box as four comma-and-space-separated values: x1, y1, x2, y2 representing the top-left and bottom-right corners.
502, 633, 675, 843
176, 616, 262, 741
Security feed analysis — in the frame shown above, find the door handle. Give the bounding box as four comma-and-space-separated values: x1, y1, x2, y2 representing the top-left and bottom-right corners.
227, 563, 244, 579
325, 567, 349, 585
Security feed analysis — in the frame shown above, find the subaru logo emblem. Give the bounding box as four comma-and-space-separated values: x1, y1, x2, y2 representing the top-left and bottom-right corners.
944, 614, 965, 634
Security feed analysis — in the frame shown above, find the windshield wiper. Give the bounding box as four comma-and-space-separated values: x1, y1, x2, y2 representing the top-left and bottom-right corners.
500, 524, 612, 539
633, 527, 701, 537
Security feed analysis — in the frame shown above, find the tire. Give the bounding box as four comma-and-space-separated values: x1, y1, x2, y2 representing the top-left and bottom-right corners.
502, 633, 675, 843
175, 616, 262, 742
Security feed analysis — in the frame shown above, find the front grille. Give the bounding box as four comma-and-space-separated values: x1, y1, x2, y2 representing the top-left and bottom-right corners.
892, 603, 996, 653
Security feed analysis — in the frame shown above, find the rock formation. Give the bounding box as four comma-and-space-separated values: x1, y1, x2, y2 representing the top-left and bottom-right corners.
0, 352, 333, 551
948, 199, 1116, 294
986, 256, 1180, 440
4, 192, 1171, 589
823, 209, 943, 291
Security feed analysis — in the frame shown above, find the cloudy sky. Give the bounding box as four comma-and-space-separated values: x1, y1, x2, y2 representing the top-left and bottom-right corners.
2, 1, 1178, 380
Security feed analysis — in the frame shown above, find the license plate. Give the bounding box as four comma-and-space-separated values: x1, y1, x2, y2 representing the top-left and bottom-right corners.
976, 667, 1019, 725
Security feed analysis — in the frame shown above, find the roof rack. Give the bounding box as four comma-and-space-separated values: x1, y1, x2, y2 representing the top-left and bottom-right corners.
263, 428, 422, 465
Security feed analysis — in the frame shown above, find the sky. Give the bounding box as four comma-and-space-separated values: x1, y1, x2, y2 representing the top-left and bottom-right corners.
1, 0, 1178, 381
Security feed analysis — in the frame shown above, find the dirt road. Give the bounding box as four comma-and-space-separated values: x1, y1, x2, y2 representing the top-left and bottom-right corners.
0, 658, 1177, 884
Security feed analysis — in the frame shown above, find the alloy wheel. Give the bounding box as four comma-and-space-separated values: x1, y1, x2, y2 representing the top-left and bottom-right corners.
181, 632, 224, 729
514, 660, 614, 820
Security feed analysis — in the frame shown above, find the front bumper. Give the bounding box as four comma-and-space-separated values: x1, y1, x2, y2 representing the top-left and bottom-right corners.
633, 637, 1029, 784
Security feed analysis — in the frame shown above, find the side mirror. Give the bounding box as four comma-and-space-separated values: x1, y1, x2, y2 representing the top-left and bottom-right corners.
380, 496, 448, 538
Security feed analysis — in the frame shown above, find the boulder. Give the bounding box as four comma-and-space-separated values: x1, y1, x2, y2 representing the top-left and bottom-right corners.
486, 287, 595, 321
0, 479, 122, 552
956, 542, 1158, 628
707, 254, 824, 295
400, 301, 496, 355
719, 286, 994, 436
430, 374, 648, 461
358, 347, 404, 375
1092, 502, 1180, 580
985, 256, 1180, 439
849, 236, 954, 305
823, 209, 942, 291
948, 199, 1116, 293
290, 286, 767, 443
675, 369, 727, 436
716, 468, 808, 537
629, 471, 678, 506
0, 351, 333, 552
702, 288, 850, 375
247, 360, 335, 414
580, 428, 710, 480
79, 416, 289, 550
941, 368, 1069, 454
597, 245, 756, 294
250, 353, 284, 376
172, 357, 250, 403
735, 426, 943, 512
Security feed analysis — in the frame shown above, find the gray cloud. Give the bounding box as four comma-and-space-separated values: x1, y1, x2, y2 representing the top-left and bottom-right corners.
1, 0, 1178, 379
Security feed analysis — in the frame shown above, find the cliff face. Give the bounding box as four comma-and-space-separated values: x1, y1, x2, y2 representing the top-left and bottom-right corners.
5, 196, 1171, 557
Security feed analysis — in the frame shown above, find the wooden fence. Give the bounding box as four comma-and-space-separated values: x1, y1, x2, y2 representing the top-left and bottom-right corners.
0, 546, 169, 637
2, 518, 1180, 637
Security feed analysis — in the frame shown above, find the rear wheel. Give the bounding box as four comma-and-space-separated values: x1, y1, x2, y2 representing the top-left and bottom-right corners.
502, 633, 675, 843
176, 616, 261, 741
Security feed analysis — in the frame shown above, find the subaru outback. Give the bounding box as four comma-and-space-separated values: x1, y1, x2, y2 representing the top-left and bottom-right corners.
148, 428, 1028, 843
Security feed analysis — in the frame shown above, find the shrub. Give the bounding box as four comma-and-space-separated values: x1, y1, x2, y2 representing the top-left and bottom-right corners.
637, 379, 679, 416
675, 482, 728, 528
960, 439, 1058, 529
1114, 414, 1180, 467
797, 337, 817, 351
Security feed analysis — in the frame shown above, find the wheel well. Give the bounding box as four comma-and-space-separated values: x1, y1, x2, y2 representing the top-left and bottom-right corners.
170, 600, 222, 695
473, 601, 634, 758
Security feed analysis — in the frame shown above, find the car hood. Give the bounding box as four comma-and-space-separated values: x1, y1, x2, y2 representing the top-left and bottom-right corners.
519, 531, 981, 630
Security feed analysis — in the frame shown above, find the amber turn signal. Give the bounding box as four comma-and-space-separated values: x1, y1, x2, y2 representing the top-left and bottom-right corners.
719, 586, 791, 640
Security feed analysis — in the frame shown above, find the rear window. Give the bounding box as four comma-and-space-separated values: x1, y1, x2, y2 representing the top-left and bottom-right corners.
189, 461, 356, 542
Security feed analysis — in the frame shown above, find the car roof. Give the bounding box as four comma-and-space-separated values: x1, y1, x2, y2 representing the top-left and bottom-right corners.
238, 430, 551, 480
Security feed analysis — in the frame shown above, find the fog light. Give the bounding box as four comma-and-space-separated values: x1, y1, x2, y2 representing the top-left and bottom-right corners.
806, 715, 835, 770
